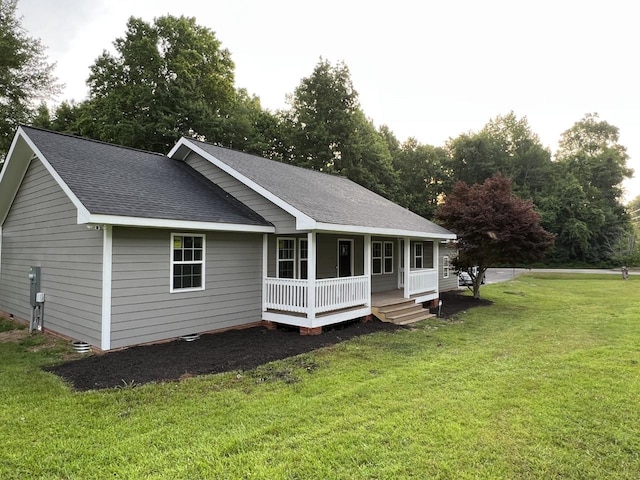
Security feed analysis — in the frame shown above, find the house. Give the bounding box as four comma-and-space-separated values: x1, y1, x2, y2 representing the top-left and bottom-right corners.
0, 126, 456, 351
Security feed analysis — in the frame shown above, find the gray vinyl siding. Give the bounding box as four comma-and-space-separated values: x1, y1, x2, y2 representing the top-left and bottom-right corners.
439, 244, 459, 292
185, 152, 296, 232
110, 228, 263, 349
0, 158, 103, 345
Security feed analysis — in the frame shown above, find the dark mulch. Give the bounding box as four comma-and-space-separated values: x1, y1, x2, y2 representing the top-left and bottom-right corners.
45, 290, 489, 391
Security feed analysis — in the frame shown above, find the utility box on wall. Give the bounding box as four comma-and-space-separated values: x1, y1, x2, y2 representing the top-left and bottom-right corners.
28, 266, 41, 307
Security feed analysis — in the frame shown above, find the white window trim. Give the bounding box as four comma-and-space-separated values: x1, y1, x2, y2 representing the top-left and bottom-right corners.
277, 237, 296, 279
170, 233, 206, 293
383, 241, 394, 274
414, 242, 424, 269
443, 255, 450, 278
372, 240, 383, 275
298, 238, 308, 280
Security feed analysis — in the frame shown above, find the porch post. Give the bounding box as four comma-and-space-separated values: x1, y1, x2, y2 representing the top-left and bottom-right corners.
364, 234, 371, 306
262, 234, 268, 313
403, 237, 410, 298
433, 240, 439, 291
307, 231, 317, 324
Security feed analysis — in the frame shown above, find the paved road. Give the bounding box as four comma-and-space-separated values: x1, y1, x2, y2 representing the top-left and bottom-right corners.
484, 267, 632, 284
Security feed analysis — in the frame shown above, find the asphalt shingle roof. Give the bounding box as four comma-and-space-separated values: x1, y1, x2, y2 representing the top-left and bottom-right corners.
22, 127, 270, 227
190, 141, 454, 237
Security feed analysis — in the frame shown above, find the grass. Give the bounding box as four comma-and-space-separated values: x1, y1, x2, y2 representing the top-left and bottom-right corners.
0, 316, 25, 332
1, 273, 639, 479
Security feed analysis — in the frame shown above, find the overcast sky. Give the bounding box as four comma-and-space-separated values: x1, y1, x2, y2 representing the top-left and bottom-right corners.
16, 0, 640, 201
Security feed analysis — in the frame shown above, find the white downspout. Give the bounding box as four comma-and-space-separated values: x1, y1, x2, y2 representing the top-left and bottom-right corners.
101, 226, 113, 351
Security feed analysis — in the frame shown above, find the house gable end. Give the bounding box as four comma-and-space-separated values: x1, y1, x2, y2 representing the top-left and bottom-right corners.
0, 127, 89, 226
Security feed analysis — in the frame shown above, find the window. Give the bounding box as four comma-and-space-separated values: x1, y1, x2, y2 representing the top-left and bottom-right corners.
372, 241, 382, 275
171, 234, 205, 292
414, 242, 423, 269
299, 239, 308, 279
443, 255, 450, 278
383, 241, 394, 274
277, 238, 296, 278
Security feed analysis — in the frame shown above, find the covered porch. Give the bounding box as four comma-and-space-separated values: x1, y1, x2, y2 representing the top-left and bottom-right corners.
261, 232, 440, 331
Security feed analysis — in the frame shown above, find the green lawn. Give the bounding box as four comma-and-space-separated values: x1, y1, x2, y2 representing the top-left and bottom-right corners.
1, 273, 639, 479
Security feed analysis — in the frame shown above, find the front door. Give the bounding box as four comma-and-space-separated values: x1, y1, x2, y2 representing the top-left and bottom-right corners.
338, 240, 353, 277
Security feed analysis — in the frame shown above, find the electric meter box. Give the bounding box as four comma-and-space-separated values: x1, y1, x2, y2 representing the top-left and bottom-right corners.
28, 266, 41, 307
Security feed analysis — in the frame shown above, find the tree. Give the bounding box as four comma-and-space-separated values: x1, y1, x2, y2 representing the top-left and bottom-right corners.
282, 59, 398, 197
543, 113, 632, 264
392, 138, 450, 219
446, 112, 552, 201
0, 0, 59, 159
79, 15, 236, 152
436, 174, 554, 298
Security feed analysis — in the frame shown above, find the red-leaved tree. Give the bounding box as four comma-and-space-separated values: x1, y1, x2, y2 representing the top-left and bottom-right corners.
436, 174, 555, 298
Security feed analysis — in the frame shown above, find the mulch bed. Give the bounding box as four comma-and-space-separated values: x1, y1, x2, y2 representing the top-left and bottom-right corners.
44, 290, 490, 391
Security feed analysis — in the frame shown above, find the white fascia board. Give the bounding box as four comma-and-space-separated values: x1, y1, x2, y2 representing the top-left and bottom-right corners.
313, 222, 457, 240
17, 127, 92, 221
83, 214, 275, 233
170, 138, 317, 229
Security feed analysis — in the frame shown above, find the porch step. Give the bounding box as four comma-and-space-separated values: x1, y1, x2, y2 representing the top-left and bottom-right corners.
372, 299, 434, 325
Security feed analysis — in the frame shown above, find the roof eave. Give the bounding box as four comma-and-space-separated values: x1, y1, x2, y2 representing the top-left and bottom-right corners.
312, 222, 456, 239
82, 214, 275, 233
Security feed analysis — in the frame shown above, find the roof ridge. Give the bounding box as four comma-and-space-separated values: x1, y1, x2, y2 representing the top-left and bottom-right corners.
20, 125, 167, 158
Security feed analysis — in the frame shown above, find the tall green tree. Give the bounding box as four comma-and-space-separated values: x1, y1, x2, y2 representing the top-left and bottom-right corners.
543, 113, 632, 264
392, 138, 450, 219
436, 174, 555, 298
80, 15, 236, 152
446, 112, 552, 201
281, 59, 398, 197
0, 0, 59, 159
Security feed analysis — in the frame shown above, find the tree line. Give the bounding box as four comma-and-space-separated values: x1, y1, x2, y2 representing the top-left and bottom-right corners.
1, 5, 635, 266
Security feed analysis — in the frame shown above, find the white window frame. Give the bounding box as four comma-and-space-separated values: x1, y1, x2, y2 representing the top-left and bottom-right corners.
414, 242, 424, 269
443, 255, 450, 278
383, 241, 394, 274
277, 237, 296, 279
298, 238, 308, 280
170, 233, 205, 293
372, 241, 383, 275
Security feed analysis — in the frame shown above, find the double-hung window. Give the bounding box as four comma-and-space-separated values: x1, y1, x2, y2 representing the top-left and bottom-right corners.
277, 238, 296, 278
299, 239, 308, 279
443, 255, 450, 278
414, 242, 424, 269
372, 241, 383, 275
383, 241, 394, 274
171, 234, 205, 292
372, 241, 394, 274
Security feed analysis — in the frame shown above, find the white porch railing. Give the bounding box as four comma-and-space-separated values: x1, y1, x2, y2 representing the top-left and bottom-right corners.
264, 278, 308, 313
315, 275, 369, 313
264, 275, 369, 315
409, 268, 438, 295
